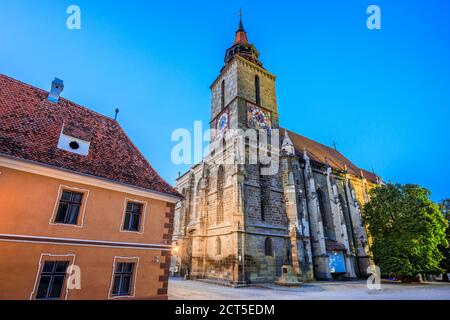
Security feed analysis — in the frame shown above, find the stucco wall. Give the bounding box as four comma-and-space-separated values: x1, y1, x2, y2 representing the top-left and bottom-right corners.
0, 166, 172, 299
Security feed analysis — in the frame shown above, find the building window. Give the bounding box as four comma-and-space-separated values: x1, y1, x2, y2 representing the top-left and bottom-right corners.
265, 238, 273, 256
216, 237, 222, 255
222, 138, 227, 162
55, 190, 83, 225
285, 246, 291, 264
123, 202, 143, 232
221, 80, 225, 110
36, 261, 69, 300
216, 166, 225, 224
112, 262, 135, 297
339, 194, 353, 244
255, 75, 261, 105
261, 198, 265, 222
317, 189, 333, 239
260, 170, 266, 222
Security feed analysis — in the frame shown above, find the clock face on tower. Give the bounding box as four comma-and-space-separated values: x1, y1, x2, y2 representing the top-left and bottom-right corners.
247, 103, 272, 132
217, 112, 229, 135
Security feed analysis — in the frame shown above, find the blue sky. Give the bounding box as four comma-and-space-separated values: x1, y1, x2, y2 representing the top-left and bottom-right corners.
1, 0, 449, 201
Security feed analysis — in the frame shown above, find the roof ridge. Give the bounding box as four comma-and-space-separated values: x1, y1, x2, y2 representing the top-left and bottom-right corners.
0, 73, 116, 124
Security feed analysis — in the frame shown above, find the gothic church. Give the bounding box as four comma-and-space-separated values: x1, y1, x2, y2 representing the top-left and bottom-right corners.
171, 18, 380, 284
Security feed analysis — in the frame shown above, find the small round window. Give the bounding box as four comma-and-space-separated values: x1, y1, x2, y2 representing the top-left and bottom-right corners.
69, 141, 80, 150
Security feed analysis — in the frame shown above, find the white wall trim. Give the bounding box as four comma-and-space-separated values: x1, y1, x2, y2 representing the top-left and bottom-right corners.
0, 155, 180, 203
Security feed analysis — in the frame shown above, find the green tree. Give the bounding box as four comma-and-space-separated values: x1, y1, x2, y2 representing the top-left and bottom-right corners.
363, 183, 448, 283
438, 199, 450, 281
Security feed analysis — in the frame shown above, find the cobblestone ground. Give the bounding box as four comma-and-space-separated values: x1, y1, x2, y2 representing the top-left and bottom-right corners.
168, 277, 450, 300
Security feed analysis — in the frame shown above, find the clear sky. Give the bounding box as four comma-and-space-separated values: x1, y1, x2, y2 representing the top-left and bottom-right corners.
1, 0, 449, 201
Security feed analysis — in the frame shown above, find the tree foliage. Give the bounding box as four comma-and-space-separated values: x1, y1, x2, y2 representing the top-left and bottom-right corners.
438, 199, 450, 276
363, 183, 448, 281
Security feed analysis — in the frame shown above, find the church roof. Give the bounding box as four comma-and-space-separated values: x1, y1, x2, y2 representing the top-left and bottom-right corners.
0, 74, 181, 198
281, 128, 378, 183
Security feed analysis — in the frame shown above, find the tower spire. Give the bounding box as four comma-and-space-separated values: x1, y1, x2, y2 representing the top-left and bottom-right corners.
238, 8, 245, 32
234, 9, 248, 45
225, 10, 262, 66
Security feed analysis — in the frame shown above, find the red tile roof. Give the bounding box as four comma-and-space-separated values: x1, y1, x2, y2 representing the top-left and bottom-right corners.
282, 128, 379, 183
0, 74, 181, 198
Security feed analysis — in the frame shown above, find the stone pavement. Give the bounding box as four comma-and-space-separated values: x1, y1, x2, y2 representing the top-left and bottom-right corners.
168, 277, 450, 300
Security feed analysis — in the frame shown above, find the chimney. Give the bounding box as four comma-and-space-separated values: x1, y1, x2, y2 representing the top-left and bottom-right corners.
48, 78, 64, 103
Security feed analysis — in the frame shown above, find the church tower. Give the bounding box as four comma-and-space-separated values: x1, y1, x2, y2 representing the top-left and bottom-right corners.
172, 14, 374, 285
210, 17, 279, 140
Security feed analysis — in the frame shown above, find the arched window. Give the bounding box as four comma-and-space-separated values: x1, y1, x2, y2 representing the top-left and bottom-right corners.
317, 189, 332, 239
255, 75, 261, 105
216, 237, 222, 255
260, 170, 266, 222
264, 238, 273, 256
216, 166, 225, 224
185, 174, 195, 226
193, 180, 202, 221
222, 138, 227, 163
221, 80, 225, 110
183, 188, 191, 226
285, 245, 291, 264
339, 194, 354, 249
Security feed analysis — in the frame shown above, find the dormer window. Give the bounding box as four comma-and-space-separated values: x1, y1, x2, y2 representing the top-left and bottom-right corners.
57, 132, 90, 156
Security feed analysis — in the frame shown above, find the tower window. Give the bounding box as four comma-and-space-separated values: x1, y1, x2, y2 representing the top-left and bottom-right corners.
255, 75, 261, 105
216, 166, 225, 224
264, 238, 273, 256
221, 80, 225, 110
260, 173, 266, 222
216, 237, 222, 255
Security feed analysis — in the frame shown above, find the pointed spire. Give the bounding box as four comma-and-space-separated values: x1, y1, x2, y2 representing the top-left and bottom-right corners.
282, 130, 295, 156
234, 10, 248, 45
238, 9, 245, 32
225, 11, 262, 66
